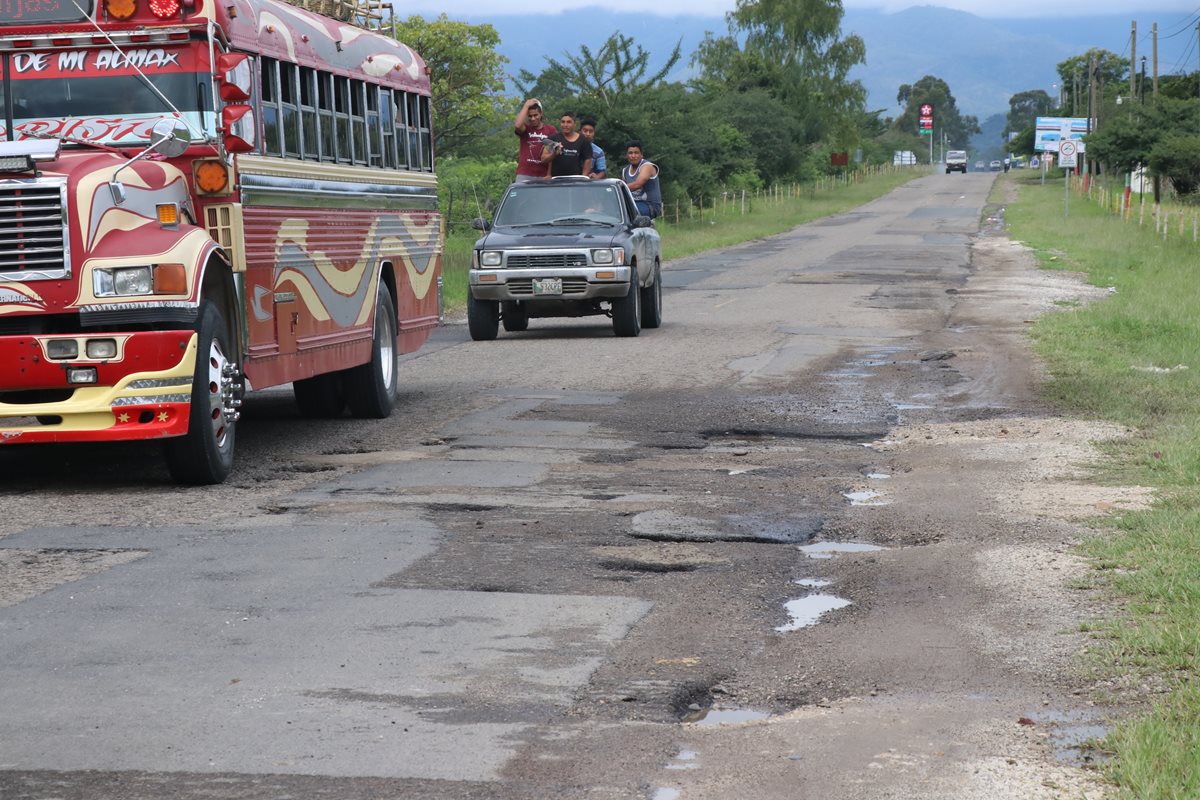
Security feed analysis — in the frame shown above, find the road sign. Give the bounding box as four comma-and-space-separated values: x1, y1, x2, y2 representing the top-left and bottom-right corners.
1058, 139, 1077, 168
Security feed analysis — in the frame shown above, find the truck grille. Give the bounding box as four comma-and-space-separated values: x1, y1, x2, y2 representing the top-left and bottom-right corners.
0, 180, 68, 276
506, 253, 587, 269
507, 277, 589, 296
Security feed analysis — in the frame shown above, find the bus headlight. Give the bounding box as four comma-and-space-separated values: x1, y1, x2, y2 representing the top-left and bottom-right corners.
479, 251, 502, 267
94, 266, 153, 297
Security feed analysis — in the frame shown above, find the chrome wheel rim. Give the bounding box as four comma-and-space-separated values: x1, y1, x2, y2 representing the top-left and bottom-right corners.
379, 305, 396, 391
204, 339, 237, 451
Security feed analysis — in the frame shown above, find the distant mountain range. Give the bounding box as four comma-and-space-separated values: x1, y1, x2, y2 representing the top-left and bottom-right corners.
455, 5, 1196, 121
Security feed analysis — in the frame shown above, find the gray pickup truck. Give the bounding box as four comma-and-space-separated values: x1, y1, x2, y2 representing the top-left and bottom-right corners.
945, 150, 968, 173
468, 177, 662, 339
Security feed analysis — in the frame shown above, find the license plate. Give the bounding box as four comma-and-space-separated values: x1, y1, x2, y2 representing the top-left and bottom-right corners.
532, 278, 563, 296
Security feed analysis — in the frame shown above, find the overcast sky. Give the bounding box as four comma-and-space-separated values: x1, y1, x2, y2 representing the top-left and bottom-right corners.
417, 1, 1199, 19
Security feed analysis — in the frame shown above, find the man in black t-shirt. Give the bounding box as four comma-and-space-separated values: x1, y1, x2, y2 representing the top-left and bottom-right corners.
541, 112, 594, 177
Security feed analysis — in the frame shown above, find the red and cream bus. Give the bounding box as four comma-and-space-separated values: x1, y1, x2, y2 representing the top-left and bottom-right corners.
0, 0, 442, 483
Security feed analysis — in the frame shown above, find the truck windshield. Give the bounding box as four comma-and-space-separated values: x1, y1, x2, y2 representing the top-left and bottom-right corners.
0, 49, 213, 146
496, 184, 625, 226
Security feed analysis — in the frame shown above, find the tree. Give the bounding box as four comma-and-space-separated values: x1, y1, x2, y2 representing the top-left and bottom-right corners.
893, 76, 979, 150
692, 0, 866, 151
1055, 49, 1127, 118
392, 14, 509, 158
1005, 90, 1054, 138
1088, 95, 1200, 195
516, 33, 682, 109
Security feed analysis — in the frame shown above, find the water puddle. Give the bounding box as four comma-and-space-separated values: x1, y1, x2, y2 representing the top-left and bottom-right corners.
843, 490, 889, 506
1030, 709, 1110, 765
652, 789, 681, 800
777, 593, 852, 631
794, 577, 832, 587
686, 707, 771, 726
798, 541, 885, 559
664, 748, 700, 770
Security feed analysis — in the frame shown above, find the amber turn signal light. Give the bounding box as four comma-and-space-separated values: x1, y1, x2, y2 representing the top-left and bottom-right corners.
105, 0, 137, 20
153, 263, 188, 294
194, 160, 230, 194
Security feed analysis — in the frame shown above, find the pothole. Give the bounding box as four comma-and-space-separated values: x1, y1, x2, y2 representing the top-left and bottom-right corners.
776, 593, 853, 631
592, 544, 726, 573
798, 541, 885, 559
684, 706, 772, 726
424, 503, 503, 513
631, 510, 822, 544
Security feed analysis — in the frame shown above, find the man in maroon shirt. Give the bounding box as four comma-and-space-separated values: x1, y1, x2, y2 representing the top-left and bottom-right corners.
514, 98, 557, 181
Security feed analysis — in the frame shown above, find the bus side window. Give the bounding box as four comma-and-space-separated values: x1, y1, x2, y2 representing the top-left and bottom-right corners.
334, 76, 351, 163
299, 67, 318, 162
260, 57, 281, 157
279, 61, 300, 158
395, 91, 411, 170
317, 71, 334, 162
366, 84, 381, 168
350, 79, 367, 166
419, 95, 433, 172
406, 93, 421, 172
379, 89, 397, 169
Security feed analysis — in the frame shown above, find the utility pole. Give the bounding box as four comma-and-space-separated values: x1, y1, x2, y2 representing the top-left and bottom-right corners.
1131, 21, 1137, 99
1153, 23, 1159, 95
1087, 53, 1097, 182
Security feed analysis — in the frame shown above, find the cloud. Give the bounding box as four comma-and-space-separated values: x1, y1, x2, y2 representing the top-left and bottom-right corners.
408, 0, 1199, 17
843, 0, 1198, 17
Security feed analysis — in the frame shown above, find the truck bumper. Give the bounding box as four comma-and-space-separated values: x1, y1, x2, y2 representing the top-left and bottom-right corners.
0, 330, 198, 445
470, 266, 632, 302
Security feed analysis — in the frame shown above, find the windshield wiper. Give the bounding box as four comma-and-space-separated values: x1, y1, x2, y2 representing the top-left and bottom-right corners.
24, 130, 126, 156
550, 217, 610, 226
506, 222, 557, 228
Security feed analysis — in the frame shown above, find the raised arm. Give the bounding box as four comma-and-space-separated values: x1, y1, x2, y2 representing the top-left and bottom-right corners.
515, 98, 540, 133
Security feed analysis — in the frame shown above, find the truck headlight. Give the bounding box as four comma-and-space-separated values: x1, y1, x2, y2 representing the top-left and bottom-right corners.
479, 251, 502, 267
93, 266, 153, 297
591, 248, 624, 265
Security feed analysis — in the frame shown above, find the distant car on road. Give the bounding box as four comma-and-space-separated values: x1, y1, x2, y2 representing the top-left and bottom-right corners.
974, 161, 985, 170
989, 160, 1002, 171
468, 177, 662, 339
944, 150, 968, 174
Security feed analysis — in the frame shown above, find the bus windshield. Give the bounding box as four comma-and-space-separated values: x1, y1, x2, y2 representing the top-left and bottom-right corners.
0, 48, 214, 146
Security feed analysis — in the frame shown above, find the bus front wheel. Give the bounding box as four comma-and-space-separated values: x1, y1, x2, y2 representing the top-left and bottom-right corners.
165, 302, 239, 485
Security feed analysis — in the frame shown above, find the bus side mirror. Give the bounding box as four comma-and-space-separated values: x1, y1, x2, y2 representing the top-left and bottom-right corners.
221, 104, 256, 153
216, 53, 252, 102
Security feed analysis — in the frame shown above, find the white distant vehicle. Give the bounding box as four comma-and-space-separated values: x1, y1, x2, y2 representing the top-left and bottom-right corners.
945, 150, 968, 173
893, 150, 918, 166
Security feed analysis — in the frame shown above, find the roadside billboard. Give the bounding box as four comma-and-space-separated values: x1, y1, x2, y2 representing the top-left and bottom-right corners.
1034, 117, 1089, 152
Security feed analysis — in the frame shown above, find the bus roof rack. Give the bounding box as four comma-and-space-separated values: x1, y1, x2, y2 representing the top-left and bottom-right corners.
287, 0, 391, 26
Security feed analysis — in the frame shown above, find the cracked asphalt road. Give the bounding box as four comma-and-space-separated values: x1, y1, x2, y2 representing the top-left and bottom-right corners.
0, 172, 1113, 799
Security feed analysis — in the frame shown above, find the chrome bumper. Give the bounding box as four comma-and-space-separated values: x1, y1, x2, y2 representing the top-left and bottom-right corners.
469, 265, 632, 302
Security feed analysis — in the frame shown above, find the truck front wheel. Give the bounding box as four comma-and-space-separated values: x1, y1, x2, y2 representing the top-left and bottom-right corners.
165, 302, 239, 485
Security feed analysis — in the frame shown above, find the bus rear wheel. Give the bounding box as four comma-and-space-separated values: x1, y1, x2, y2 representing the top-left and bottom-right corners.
165, 302, 239, 485
344, 285, 398, 419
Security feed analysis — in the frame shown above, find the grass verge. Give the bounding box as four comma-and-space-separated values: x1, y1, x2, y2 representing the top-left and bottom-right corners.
1004, 171, 1200, 798
440, 168, 926, 309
